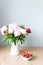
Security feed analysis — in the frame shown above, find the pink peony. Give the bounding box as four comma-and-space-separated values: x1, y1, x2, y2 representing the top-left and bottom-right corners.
8, 23, 18, 34
14, 26, 21, 37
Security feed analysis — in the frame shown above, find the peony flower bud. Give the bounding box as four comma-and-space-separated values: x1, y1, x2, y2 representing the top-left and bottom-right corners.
26, 28, 31, 33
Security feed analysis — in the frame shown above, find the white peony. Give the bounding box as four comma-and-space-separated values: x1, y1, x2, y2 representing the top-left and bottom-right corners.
8, 28, 14, 34
0, 26, 8, 35
20, 28, 26, 34
14, 31, 21, 37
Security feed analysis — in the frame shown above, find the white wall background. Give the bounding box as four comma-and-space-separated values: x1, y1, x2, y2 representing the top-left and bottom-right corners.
0, 0, 43, 47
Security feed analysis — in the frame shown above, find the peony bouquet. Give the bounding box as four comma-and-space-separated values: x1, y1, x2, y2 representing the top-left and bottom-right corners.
0, 23, 31, 45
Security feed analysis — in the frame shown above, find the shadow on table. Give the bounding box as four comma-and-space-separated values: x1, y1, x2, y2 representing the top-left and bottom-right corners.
29, 56, 37, 61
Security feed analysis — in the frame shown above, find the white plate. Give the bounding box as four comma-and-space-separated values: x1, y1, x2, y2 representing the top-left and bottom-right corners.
21, 55, 33, 61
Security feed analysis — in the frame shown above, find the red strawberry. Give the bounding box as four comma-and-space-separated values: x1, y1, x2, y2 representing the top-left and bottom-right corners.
28, 54, 32, 58
25, 52, 29, 58
21, 52, 32, 58
22, 52, 26, 57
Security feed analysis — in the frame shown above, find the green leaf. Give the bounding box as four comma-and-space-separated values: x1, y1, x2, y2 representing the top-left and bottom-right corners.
2, 35, 8, 41
9, 39, 12, 43
19, 24, 25, 29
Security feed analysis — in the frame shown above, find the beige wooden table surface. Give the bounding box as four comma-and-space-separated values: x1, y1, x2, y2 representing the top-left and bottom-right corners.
0, 46, 43, 65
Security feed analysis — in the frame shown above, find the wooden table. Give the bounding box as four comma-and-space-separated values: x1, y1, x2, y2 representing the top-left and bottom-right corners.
0, 46, 43, 65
